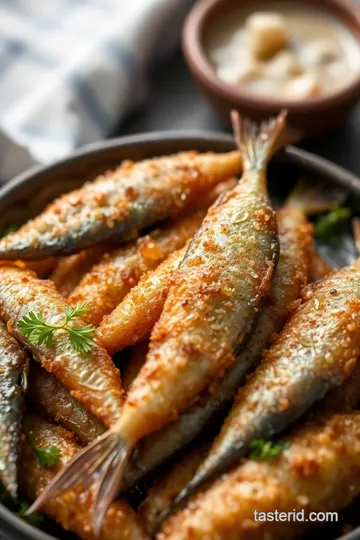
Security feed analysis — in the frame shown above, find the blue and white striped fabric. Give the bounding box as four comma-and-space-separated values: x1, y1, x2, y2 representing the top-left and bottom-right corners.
0, 0, 194, 182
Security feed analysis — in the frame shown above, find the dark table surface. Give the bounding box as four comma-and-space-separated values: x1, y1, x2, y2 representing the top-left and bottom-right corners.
121, 50, 360, 177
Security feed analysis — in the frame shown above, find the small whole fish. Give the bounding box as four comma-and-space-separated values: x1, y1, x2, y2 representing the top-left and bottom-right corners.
20, 415, 148, 540
69, 179, 237, 328
68, 210, 208, 327
0, 321, 28, 498
50, 245, 111, 297
0, 265, 124, 427
28, 362, 105, 445
97, 244, 188, 354
139, 444, 209, 536
172, 257, 360, 508
159, 369, 360, 540
27, 111, 285, 532
0, 151, 242, 260
122, 192, 312, 493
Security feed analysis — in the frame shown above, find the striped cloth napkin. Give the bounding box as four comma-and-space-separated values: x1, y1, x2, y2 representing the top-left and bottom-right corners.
0, 0, 194, 183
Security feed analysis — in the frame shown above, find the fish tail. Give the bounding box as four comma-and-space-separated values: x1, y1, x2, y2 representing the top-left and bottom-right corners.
25, 430, 132, 527
353, 218, 360, 254
285, 180, 347, 215
231, 109, 287, 173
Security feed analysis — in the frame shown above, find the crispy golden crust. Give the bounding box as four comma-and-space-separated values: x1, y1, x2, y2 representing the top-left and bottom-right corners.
0, 151, 241, 260
0, 266, 124, 427
68, 211, 206, 327
51, 246, 110, 297
20, 415, 148, 540
97, 245, 187, 354
139, 445, 209, 535
28, 362, 105, 445
206, 259, 360, 466
0, 321, 28, 497
160, 411, 360, 540
116, 175, 278, 443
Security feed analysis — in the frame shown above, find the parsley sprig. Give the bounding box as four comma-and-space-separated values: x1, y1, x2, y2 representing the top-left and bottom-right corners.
18, 302, 95, 353
34, 445, 61, 468
314, 204, 351, 240
29, 431, 61, 468
249, 438, 289, 460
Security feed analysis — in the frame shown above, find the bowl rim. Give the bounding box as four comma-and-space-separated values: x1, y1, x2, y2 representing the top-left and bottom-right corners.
182, 0, 360, 113
0, 131, 360, 540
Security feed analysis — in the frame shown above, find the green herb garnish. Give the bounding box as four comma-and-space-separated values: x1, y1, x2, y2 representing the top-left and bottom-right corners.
314, 204, 351, 240
17, 501, 44, 527
18, 302, 95, 353
33, 445, 61, 468
249, 438, 289, 460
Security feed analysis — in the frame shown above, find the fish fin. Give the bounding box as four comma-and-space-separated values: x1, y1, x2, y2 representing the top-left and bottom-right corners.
93, 442, 131, 536
25, 430, 131, 521
231, 110, 287, 172
285, 179, 347, 215
353, 218, 360, 254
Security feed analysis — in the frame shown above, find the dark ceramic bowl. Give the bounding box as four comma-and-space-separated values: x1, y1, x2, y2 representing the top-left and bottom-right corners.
182, 0, 360, 141
0, 133, 360, 540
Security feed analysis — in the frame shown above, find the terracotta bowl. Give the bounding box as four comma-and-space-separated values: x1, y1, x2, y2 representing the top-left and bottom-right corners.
182, 0, 360, 141
0, 133, 360, 539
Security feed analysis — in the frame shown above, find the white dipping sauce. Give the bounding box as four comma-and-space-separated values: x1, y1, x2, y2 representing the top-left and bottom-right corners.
206, 2, 360, 100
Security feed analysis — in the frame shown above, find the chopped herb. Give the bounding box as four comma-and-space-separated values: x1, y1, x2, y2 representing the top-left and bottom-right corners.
0, 224, 18, 238
18, 302, 95, 353
33, 445, 61, 468
314, 205, 351, 240
249, 438, 289, 460
17, 501, 44, 527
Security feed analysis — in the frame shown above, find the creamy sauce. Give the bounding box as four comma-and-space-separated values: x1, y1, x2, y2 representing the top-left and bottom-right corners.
206, 2, 360, 100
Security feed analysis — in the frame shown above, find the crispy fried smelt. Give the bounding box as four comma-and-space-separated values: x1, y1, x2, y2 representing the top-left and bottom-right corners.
51, 246, 110, 297
28, 113, 284, 533
20, 415, 148, 540
28, 362, 105, 445
97, 245, 187, 354
0, 151, 241, 260
175, 258, 360, 506
122, 202, 312, 493
139, 445, 209, 535
309, 249, 332, 283
0, 321, 28, 498
0, 266, 124, 427
160, 373, 360, 540
122, 341, 149, 393
68, 210, 206, 327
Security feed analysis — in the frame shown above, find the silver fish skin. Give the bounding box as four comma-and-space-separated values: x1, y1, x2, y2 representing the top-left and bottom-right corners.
0, 151, 241, 260
25, 112, 285, 535
172, 258, 360, 509
0, 265, 124, 428
122, 203, 312, 492
0, 320, 28, 498
28, 361, 105, 445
